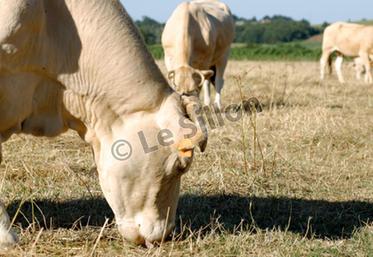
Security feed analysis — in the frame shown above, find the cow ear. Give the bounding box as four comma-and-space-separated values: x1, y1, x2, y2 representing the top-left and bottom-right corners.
200, 70, 214, 81
168, 71, 175, 82
192, 72, 203, 87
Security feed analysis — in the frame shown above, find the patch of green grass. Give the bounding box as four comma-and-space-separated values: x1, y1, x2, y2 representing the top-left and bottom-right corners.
297, 40, 322, 50
148, 42, 322, 61
230, 43, 321, 61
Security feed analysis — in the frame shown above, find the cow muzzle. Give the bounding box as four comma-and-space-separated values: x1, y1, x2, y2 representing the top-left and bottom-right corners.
117, 217, 174, 248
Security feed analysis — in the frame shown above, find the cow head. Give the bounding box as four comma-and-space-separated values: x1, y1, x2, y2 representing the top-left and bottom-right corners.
168, 66, 214, 96
90, 92, 206, 247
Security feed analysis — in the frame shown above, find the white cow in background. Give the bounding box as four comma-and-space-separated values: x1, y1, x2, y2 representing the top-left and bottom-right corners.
0, 0, 207, 248
162, 0, 235, 109
320, 22, 373, 84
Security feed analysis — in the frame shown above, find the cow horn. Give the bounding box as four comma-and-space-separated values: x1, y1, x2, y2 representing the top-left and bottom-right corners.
181, 95, 208, 152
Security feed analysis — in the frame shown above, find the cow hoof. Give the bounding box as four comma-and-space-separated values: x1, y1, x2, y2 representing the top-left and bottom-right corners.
0, 228, 18, 250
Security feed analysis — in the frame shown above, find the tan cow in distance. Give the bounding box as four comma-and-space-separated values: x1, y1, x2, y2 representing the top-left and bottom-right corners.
0, 0, 207, 249
320, 22, 373, 84
162, 0, 235, 109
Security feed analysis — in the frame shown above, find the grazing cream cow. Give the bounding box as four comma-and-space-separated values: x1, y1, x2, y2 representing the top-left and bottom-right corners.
352, 56, 373, 80
162, 0, 235, 109
320, 22, 373, 84
0, 0, 207, 248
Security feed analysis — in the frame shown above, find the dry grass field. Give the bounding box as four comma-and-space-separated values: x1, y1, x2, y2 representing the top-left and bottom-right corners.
1, 61, 373, 256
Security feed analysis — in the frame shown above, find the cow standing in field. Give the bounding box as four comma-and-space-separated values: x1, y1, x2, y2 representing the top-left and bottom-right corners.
162, 0, 235, 109
320, 22, 373, 84
0, 0, 207, 249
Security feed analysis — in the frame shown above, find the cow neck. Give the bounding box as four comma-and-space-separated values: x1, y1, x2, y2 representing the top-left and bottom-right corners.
176, 4, 193, 66
58, 1, 172, 127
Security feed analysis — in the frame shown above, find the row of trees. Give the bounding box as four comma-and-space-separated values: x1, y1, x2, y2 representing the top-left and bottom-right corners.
234, 15, 324, 44
135, 17, 164, 45
134, 15, 326, 45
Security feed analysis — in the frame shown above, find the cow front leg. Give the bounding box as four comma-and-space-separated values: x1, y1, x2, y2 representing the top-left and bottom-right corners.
203, 80, 211, 106
363, 59, 372, 84
0, 202, 18, 249
358, 53, 372, 84
214, 76, 224, 110
365, 70, 373, 84
0, 138, 18, 249
214, 54, 229, 110
356, 66, 363, 80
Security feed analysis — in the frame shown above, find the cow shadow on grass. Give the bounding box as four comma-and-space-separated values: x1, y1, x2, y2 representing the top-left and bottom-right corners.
7, 194, 373, 240
177, 195, 373, 240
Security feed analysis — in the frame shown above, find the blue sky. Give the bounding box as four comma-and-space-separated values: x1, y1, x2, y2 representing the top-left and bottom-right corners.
121, 0, 373, 24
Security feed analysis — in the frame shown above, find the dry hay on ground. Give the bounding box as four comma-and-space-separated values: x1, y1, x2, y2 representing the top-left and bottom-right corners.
1, 61, 372, 256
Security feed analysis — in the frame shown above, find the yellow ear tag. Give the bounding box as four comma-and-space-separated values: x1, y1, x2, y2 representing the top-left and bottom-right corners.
178, 139, 194, 158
